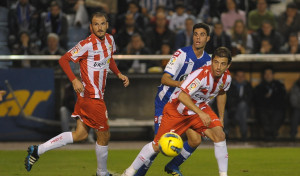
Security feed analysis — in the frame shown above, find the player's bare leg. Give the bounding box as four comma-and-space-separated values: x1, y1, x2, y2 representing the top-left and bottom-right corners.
25, 119, 88, 171
205, 127, 228, 176
165, 129, 201, 176
95, 129, 111, 176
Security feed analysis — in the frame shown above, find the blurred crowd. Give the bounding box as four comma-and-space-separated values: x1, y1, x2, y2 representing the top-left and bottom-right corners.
0, 0, 299, 70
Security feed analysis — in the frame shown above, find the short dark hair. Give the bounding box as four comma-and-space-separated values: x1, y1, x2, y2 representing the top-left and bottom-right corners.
287, 2, 298, 9
212, 47, 232, 64
90, 12, 108, 23
262, 65, 274, 74
193, 23, 210, 36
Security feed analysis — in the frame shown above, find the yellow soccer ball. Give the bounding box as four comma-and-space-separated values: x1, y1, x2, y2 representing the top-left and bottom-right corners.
158, 132, 183, 157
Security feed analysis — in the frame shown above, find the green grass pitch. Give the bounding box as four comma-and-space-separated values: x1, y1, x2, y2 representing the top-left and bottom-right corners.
1, 148, 300, 176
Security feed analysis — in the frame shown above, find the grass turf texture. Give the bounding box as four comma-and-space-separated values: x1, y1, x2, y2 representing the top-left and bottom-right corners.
1, 148, 300, 176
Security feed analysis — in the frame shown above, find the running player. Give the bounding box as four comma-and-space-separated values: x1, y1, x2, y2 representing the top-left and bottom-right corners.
122, 47, 231, 176
24, 12, 129, 176
134, 23, 211, 176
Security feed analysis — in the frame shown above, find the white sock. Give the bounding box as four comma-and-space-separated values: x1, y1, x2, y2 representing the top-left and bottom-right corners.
125, 142, 157, 176
214, 140, 228, 173
38, 132, 73, 156
96, 143, 108, 176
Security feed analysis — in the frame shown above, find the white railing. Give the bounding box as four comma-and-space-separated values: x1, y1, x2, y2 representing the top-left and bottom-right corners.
0, 54, 300, 61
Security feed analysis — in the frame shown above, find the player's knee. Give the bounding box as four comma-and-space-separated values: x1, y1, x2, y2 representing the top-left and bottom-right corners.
187, 136, 201, 148
96, 131, 110, 145
214, 131, 226, 142
72, 132, 89, 142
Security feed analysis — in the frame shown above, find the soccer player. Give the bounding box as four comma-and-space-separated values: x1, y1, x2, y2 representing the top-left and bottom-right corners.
24, 12, 129, 176
122, 47, 231, 176
134, 23, 211, 176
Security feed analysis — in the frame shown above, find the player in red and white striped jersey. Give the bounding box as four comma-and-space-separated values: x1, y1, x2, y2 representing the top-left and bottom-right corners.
123, 47, 232, 176
25, 12, 129, 176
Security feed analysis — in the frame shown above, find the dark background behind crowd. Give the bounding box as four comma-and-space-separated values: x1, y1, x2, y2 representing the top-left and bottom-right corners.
0, 0, 300, 142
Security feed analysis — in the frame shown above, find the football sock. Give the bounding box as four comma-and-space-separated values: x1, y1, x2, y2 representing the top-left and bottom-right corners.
96, 143, 108, 176
134, 154, 158, 176
214, 140, 228, 173
38, 132, 73, 156
166, 141, 196, 168
125, 142, 157, 175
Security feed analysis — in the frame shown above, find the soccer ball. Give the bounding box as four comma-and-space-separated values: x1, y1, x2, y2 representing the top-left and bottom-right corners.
158, 132, 183, 157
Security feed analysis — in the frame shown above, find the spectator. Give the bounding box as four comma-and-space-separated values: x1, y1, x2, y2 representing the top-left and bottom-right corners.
12, 31, 39, 67
122, 33, 151, 55
247, 0, 276, 32
147, 5, 170, 27
251, 20, 283, 54
174, 17, 194, 50
196, 0, 220, 25
290, 77, 300, 141
259, 39, 273, 54
114, 13, 144, 52
230, 19, 253, 55
119, 33, 152, 73
116, 1, 144, 32
221, 0, 246, 34
168, 2, 189, 33
205, 22, 232, 54
144, 12, 175, 54
158, 41, 172, 69
61, 0, 89, 29
277, 2, 300, 43
41, 33, 66, 55
39, 1, 68, 49
8, 0, 39, 46
225, 70, 253, 141
254, 66, 286, 141
281, 33, 300, 54
38, 33, 66, 68
139, 0, 170, 23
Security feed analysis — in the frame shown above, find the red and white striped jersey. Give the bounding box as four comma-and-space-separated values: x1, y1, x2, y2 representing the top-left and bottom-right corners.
170, 65, 232, 115
66, 33, 116, 99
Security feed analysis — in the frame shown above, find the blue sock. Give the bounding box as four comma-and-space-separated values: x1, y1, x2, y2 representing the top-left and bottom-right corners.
134, 154, 157, 176
166, 141, 196, 169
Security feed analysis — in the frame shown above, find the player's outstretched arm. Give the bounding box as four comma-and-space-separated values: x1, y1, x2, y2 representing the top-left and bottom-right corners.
117, 73, 129, 87
161, 73, 181, 87
178, 91, 211, 126
216, 91, 226, 125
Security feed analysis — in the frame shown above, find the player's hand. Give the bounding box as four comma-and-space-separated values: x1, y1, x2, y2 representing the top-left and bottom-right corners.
118, 73, 129, 87
72, 78, 84, 93
198, 111, 211, 127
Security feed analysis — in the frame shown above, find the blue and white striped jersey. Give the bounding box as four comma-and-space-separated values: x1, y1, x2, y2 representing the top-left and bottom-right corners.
154, 46, 211, 117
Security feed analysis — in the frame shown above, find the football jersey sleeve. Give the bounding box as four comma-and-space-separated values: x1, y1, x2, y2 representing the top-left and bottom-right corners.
66, 41, 89, 63
164, 50, 184, 76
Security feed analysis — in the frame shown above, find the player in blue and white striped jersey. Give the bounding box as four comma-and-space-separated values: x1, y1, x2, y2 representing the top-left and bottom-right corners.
131, 23, 212, 176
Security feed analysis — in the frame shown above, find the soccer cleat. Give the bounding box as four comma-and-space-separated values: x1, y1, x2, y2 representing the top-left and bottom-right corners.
164, 165, 183, 176
96, 172, 112, 176
25, 145, 39, 171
